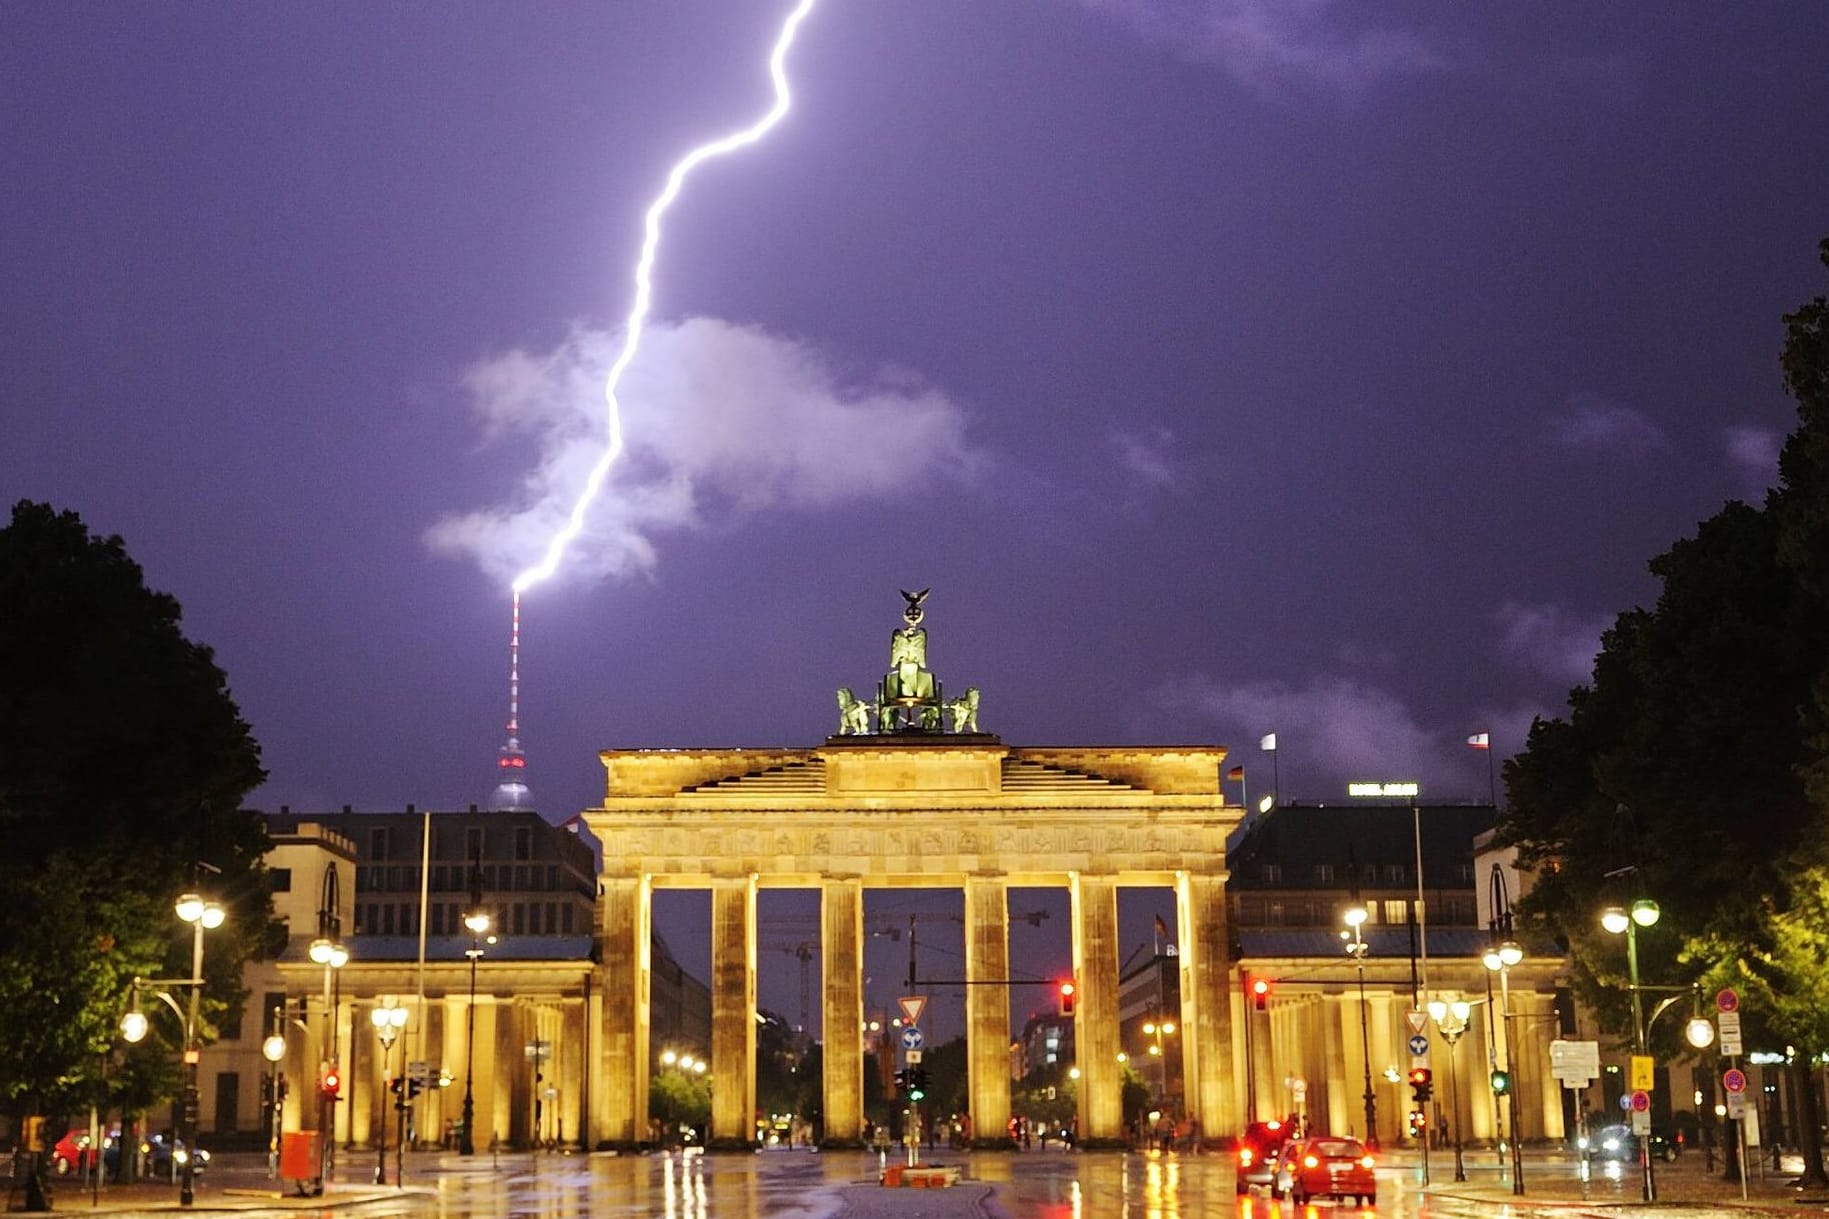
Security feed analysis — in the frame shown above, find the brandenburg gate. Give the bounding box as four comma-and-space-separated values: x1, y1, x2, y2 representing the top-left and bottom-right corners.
581, 593, 1242, 1147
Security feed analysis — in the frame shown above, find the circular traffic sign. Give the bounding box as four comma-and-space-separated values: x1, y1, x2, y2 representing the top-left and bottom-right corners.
1723, 1068, 1747, 1094
1630, 1090, 1651, 1113
1408, 1034, 1431, 1056
1619, 1094, 1633, 1112
900, 1026, 925, 1051
1717, 988, 1740, 1014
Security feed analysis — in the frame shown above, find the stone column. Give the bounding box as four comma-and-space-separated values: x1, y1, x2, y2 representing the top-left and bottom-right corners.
964, 874, 1012, 1146
1322, 993, 1348, 1136
598, 875, 651, 1148
821, 877, 864, 1147
1176, 872, 1236, 1138
1071, 873, 1122, 1145
709, 876, 757, 1148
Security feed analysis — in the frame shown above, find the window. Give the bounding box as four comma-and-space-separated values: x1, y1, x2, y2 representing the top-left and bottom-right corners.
1456, 863, 1474, 883
369, 827, 388, 860
466, 827, 484, 862
1382, 899, 1408, 924
220, 994, 245, 1040
382, 904, 396, 935
1384, 864, 1405, 884
1314, 864, 1335, 884
1260, 864, 1282, 883
270, 868, 291, 893
512, 904, 526, 934
545, 902, 557, 933
562, 904, 574, 934
1265, 901, 1285, 926
515, 826, 533, 861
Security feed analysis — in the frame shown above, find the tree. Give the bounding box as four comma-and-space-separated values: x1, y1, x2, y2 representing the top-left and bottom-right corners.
1500, 241, 1829, 1186
0, 502, 270, 1125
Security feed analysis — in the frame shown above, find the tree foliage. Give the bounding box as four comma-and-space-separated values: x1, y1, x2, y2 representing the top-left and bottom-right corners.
0, 502, 270, 1119
1499, 240, 1829, 1181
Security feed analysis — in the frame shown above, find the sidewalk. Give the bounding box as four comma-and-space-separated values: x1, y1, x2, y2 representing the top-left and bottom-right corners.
21, 1153, 430, 1215
1401, 1147, 1829, 1214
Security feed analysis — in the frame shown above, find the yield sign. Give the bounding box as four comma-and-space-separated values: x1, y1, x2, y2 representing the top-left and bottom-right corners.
1406, 1010, 1429, 1037
899, 995, 928, 1027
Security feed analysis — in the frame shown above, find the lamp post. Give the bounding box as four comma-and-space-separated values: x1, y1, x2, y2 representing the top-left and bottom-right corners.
461, 853, 492, 1157
1483, 864, 1525, 1196
262, 1010, 286, 1179
370, 1002, 408, 1184
1602, 895, 1662, 1202
1140, 1014, 1177, 1111
1427, 998, 1472, 1181
1343, 867, 1377, 1147
172, 891, 225, 1206
310, 863, 349, 1190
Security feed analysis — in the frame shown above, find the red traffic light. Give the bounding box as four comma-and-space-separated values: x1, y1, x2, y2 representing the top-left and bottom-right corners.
1251, 977, 1271, 1010
1407, 1067, 1432, 1086
1058, 981, 1077, 1017
322, 1069, 342, 1098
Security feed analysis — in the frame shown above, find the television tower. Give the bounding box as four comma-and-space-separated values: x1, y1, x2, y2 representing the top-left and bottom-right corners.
489, 590, 534, 811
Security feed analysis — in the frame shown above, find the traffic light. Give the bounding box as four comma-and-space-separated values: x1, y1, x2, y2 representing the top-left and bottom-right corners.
1251, 977, 1271, 1011
321, 1068, 341, 1099
892, 1068, 908, 1098
1058, 981, 1077, 1018
388, 1076, 403, 1097
1407, 1066, 1433, 1104
1407, 1109, 1428, 1137
407, 1077, 424, 1099
908, 1067, 928, 1101
1490, 1069, 1511, 1095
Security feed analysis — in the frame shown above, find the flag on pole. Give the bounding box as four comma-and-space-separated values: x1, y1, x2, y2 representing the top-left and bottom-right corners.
1467, 732, 1490, 750
1260, 733, 1277, 751
1226, 766, 1245, 781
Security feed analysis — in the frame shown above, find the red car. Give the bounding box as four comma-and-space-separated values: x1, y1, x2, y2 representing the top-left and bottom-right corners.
1234, 1119, 1293, 1194
51, 1130, 94, 1175
1275, 1136, 1377, 1207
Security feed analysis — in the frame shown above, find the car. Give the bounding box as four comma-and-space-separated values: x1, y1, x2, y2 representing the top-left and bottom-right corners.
1234, 1118, 1293, 1194
51, 1130, 94, 1175
1274, 1135, 1378, 1207
102, 1133, 209, 1182
1590, 1124, 1677, 1163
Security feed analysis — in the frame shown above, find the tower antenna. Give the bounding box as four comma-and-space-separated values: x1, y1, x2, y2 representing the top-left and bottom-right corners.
490, 590, 533, 810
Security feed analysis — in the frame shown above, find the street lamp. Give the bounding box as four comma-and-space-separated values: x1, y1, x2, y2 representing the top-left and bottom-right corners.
1343, 865, 1377, 1147
369, 1002, 408, 1184
310, 864, 349, 1190
1427, 998, 1473, 1182
262, 1010, 286, 1179
461, 852, 492, 1157
1483, 864, 1525, 1196
174, 891, 224, 1207
1602, 893, 1661, 1202
1141, 1015, 1177, 1110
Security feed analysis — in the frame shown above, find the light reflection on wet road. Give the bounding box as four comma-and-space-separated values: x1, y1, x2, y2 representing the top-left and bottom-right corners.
307, 1148, 1700, 1219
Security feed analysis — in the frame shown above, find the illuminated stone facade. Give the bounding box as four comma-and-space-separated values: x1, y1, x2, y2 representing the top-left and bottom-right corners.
583, 736, 1239, 1149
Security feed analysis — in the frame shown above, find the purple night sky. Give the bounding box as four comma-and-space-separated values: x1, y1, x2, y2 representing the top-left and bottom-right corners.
6, 2, 1827, 1032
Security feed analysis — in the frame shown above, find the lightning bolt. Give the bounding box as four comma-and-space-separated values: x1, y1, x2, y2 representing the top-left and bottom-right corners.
511, 0, 822, 595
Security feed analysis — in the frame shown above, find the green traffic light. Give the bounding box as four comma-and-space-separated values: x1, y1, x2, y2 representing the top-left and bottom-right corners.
1490, 1069, 1510, 1094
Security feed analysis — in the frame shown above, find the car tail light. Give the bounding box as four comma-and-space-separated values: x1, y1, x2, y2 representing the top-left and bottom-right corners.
1304, 1154, 1319, 1168
1239, 1148, 1254, 1165
1361, 1155, 1376, 1169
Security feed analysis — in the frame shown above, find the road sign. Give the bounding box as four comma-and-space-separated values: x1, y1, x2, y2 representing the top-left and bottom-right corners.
905, 1049, 923, 1064
1550, 1039, 1600, 1082
1723, 1068, 1747, 1094
406, 1059, 431, 1083
900, 1026, 926, 1051
1408, 1034, 1431, 1056
1629, 1055, 1655, 1092
1291, 1076, 1308, 1103
1718, 1010, 1743, 1056
899, 996, 928, 1026
1726, 1089, 1747, 1119
1631, 1108, 1651, 1135
1717, 987, 1740, 1014
1630, 1089, 1650, 1113
1406, 1010, 1429, 1036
